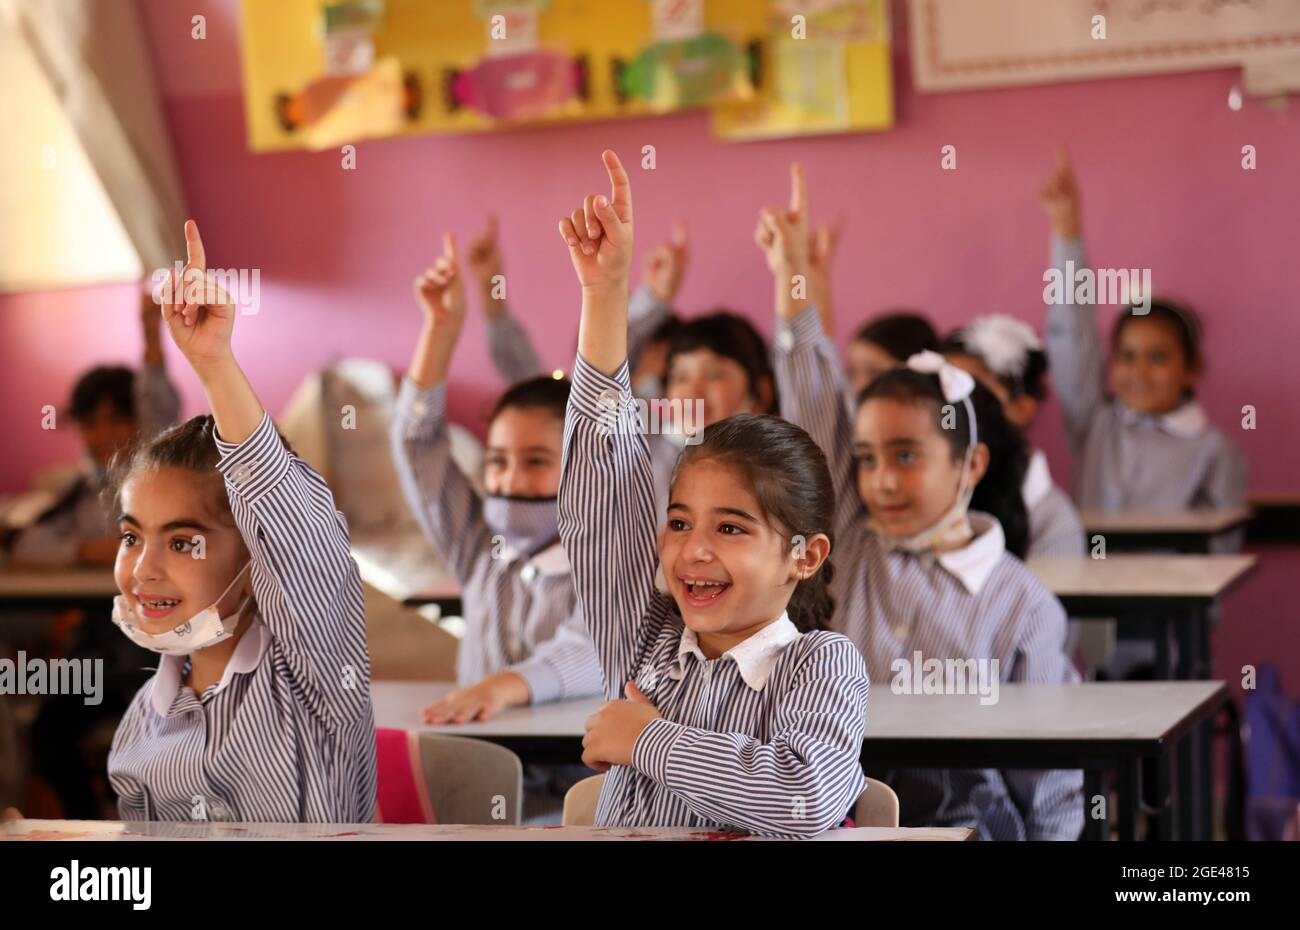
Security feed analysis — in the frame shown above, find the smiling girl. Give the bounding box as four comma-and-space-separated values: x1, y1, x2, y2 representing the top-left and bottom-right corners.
554, 151, 869, 839
760, 178, 1083, 839
106, 221, 375, 822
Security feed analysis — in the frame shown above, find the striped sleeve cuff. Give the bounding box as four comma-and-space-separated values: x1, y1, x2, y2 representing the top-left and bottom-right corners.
568, 352, 633, 424
631, 716, 686, 785
510, 657, 564, 706
214, 411, 292, 504
774, 304, 826, 355
393, 377, 447, 439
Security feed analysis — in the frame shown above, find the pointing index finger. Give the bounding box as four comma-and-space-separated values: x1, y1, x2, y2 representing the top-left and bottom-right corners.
789, 162, 807, 217
602, 149, 632, 218
183, 219, 206, 271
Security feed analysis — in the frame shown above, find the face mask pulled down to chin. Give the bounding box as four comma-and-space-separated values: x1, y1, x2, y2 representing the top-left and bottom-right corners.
112, 562, 253, 656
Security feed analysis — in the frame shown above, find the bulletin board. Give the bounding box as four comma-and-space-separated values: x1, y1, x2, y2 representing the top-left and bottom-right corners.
240, 0, 764, 151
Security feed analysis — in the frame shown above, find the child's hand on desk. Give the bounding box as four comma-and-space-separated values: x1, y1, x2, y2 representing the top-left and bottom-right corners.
421, 671, 529, 724
643, 220, 688, 305
581, 681, 661, 772
161, 220, 238, 373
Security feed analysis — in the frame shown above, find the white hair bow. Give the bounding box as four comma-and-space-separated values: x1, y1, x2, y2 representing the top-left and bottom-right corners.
905, 350, 975, 402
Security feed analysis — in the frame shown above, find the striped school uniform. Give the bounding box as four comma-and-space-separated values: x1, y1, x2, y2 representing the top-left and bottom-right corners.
775, 306, 1084, 840
1045, 237, 1248, 522
559, 353, 870, 839
389, 378, 602, 702
108, 413, 377, 822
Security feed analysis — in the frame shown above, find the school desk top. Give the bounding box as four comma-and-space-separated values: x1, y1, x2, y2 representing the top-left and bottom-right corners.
2, 820, 973, 842
371, 680, 1229, 765
0, 567, 118, 603
1079, 507, 1252, 535
1027, 554, 1257, 602
350, 530, 461, 609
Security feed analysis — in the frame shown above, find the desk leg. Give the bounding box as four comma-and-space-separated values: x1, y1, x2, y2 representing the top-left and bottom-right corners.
1154, 749, 1175, 841
1194, 606, 1215, 840
1155, 616, 1172, 680
1084, 770, 1107, 841
1118, 760, 1139, 841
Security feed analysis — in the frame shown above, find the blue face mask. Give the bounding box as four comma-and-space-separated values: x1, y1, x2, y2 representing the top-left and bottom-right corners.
482, 495, 560, 557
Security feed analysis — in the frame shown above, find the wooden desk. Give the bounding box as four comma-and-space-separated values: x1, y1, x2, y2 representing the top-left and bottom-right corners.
1030, 554, 1254, 840
1080, 507, 1251, 553
372, 680, 1228, 841
0, 567, 118, 616
3, 819, 973, 841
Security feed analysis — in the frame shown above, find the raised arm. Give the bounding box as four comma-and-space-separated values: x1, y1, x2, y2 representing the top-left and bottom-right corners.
627, 220, 688, 367
163, 220, 371, 731
389, 234, 493, 584
468, 215, 546, 381
1039, 147, 1105, 452
632, 637, 870, 838
137, 289, 181, 437
556, 150, 663, 695
759, 165, 865, 534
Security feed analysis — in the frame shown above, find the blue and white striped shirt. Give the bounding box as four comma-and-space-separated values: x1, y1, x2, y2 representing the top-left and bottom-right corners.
775, 306, 1084, 840
108, 412, 377, 822
389, 378, 602, 703
559, 352, 870, 839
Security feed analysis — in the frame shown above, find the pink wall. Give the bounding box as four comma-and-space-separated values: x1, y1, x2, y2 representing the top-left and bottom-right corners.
2, 1, 1296, 688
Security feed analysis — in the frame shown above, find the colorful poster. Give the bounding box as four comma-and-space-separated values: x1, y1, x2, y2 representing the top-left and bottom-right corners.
239, 0, 765, 151
711, 0, 894, 140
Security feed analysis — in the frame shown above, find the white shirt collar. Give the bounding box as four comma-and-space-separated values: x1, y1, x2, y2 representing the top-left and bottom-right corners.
1119, 400, 1208, 439
935, 512, 1005, 596
669, 612, 802, 691
500, 540, 570, 577
150, 614, 271, 716
1021, 448, 1054, 511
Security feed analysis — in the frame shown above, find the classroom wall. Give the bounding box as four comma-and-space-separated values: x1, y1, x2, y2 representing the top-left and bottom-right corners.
2, 1, 1296, 691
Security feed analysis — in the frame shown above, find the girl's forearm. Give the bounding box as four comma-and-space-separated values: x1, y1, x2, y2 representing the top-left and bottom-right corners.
577, 283, 629, 375
408, 318, 459, 389
195, 357, 264, 444
774, 271, 812, 322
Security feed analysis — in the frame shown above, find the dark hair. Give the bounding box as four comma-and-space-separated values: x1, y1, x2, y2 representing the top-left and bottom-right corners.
1110, 298, 1203, 381
940, 332, 1050, 401
853, 313, 939, 363
489, 375, 571, 426
857, 371, 1031, 558
668, 413, 835, 632
67, 365, 136, 422
666, 311, 778, 414
104, 414, 291, 526
647, 314, 684, 348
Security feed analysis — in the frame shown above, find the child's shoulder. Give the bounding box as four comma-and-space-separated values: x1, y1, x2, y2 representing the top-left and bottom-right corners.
985, 551, 1064, 618
782, 628, 869, 675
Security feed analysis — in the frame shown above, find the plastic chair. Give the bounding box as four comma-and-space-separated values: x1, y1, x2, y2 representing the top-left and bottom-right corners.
562, 773, 900, 829
562, 773, 605, 826
854, 777, 900, 828
375, 729, 522, 825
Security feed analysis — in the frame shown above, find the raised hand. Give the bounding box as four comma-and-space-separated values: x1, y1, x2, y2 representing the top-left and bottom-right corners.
558, 149, 634, 295
465, 215, 503, 293
754, 162, 811, 278
161, 220, 237, 372
807, 217, 844, 335
1039, 145, 1081, 239
413, 233, 467, 331
643, 220, 688, 304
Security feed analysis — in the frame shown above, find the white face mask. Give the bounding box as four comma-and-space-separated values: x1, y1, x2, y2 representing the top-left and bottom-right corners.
112, 562, 253, 656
